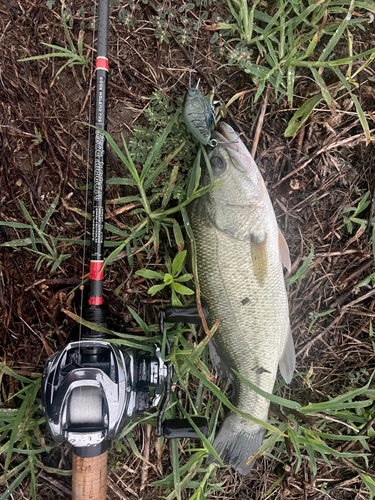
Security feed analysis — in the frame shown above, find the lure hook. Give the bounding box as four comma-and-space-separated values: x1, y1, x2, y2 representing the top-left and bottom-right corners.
207, 135, 240, 148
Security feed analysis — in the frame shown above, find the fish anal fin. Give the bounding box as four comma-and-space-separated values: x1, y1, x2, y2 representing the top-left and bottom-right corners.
278, 228, 291, 272
279, 326, 295, 384
250, 233, 268, 286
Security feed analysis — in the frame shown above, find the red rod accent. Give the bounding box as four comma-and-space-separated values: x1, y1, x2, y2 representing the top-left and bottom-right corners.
88, 296, 103, 306
96, 57, 109, 71
90, 261, 104, 281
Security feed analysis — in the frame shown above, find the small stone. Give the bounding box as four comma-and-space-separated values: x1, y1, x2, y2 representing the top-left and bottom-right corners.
290, 179, 299, 190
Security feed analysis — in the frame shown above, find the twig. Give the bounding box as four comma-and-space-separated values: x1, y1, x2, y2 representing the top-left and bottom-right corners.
295, 124, 305, 163
343, 259, 374, 284
251, 86, 270, 158
108, 477, 131, 500
19, 317, 53, 357
297, 316, 340, 358
0, 0, 19, 17
273, 121, 372, 188
315, 250, 368, 258
341, 414, 375, 453
25, 277, 82, 291
341, 288, 375, 310
39, 472, 72, 497
140, 424, 152, 493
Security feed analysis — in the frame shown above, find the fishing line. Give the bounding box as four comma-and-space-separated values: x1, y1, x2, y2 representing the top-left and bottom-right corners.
188, 0, 204, 89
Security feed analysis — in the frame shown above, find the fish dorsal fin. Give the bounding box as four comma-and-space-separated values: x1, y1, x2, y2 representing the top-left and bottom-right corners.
278, 227, 291, 272
279, 326, 295, 384
250, 232, 268, 285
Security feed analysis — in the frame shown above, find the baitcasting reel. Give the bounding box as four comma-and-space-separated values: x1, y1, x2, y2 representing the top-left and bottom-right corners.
41, 304, 209, 451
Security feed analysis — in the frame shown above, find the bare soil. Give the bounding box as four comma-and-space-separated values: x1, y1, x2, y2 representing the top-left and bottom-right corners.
1, 0, 375, 499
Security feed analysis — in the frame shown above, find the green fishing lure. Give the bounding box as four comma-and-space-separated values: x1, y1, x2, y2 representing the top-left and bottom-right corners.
183, 87, 214, 145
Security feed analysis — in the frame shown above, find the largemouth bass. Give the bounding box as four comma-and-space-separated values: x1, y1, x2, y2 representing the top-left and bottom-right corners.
189, 122, 295, 475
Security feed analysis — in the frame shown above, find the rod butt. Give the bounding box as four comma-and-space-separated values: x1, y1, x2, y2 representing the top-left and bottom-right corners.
72, 445, 108, 500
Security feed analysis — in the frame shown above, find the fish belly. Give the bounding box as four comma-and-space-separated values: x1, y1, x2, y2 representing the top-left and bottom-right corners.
191, 215, 290, 421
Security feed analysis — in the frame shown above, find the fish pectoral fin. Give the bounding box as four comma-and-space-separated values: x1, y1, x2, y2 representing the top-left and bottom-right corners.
278, 227, 291, 272
250, 232, 268, 285
279, 326, 295, 384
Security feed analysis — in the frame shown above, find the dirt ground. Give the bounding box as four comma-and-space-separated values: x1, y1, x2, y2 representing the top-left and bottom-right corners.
1, 0, 375, 499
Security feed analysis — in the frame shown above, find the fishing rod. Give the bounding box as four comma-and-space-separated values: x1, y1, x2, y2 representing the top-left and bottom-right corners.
41, 1, 208, 498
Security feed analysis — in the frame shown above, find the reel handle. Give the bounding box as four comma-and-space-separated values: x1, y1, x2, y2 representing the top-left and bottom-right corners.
72, 445, 108, 500
162, 417, 209, 440
164, 302, 209, 325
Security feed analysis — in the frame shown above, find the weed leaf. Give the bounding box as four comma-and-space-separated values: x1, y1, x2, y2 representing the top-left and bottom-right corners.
284, 94, 323, 137
172, 250, 187, 276
127, 305, 150, 334
135, 269, 165, 280
233, 370, 301, 409
172, 282, 195, 295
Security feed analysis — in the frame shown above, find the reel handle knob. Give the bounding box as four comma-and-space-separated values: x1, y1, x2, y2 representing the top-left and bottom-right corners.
162, 417, 209, 440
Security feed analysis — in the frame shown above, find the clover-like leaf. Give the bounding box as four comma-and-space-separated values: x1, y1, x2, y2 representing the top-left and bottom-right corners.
172, 250, 187, 277
174, 273, 193, 283
164, 273, 174, 285
172, 282, 195, 295
171, 288, 183, 307
135, 269, 165, 280
148, 283, 167, 296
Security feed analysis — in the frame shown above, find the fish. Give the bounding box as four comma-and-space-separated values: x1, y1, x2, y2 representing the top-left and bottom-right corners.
188, 122, 295, 475
183, 87, 214, 145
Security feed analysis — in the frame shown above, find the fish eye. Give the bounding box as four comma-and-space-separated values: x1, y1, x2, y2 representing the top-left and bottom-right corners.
210, 154, 227, 175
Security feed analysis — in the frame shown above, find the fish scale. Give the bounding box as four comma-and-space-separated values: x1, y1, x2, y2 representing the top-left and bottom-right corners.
191, 213, 288, 418
189, 121, 295, 474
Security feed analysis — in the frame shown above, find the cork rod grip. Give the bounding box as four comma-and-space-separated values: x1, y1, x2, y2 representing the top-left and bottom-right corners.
72, 450, 108, 500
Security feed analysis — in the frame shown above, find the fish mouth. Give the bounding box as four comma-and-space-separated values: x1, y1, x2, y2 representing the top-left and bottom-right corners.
208, 125, 248, 173
208, 129, 227, 146
216, 122, 235, 141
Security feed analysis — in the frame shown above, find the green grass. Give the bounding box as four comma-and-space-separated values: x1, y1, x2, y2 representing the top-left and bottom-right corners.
2, 325, 375, 499
0, 365, 70, 500
340, 191, 372, 235
146, 0, 375, 140
3, 0, 375, 496
2, 92, 375, 499
339, 190, 375, 290
0, 196, 71, 273
18, 0, 89, 84
95, 108, 213, 271
285, 243, 314, 287
212, 0, 375, 140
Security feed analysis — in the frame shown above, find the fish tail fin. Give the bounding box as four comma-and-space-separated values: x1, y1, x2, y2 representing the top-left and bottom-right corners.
207, 413, 266, 475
